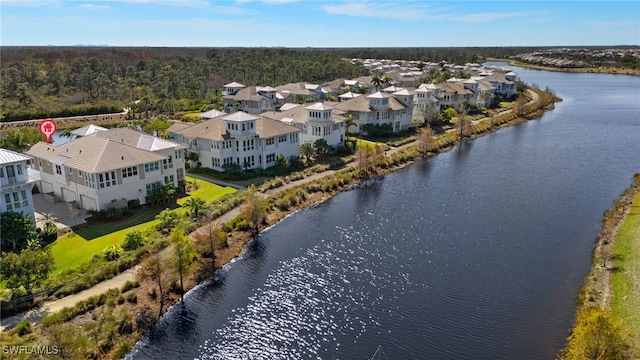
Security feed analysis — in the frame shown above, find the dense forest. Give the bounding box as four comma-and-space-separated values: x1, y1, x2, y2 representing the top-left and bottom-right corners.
2, 46, 637, 122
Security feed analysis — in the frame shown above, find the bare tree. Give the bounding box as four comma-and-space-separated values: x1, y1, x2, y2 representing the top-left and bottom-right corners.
137, 250, 169, 319
514, 94, 527, 117
241, 185, 267, 236
355, 143, 373, 178
417, 126, 434, 156
456, 105, 472, 141
193, 220, 227, 279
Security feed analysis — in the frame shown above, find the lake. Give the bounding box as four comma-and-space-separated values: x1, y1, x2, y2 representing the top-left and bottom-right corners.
130, 65, 640, 359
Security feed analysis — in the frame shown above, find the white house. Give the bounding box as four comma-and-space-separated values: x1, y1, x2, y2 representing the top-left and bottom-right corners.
263, 102, 345, 147
332, 91, 414, 133
168, 111, 301, 172
27, 128, 186, 211
0, 148, 37, 219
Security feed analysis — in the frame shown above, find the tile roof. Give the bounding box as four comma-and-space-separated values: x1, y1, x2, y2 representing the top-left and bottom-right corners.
27, 136, 166, 173
170, 115, 300, 141
93, 127, 184, 151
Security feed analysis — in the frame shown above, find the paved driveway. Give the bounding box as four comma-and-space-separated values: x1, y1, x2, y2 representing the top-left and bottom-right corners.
32, 193, 88, 229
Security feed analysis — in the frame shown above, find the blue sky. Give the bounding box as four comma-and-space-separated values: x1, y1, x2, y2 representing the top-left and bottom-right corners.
1, 0, 638, 47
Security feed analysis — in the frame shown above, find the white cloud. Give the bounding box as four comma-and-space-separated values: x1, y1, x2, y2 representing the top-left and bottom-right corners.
456, 12, 529, 23
322, 1, 431, 21
79, 3, 111, 10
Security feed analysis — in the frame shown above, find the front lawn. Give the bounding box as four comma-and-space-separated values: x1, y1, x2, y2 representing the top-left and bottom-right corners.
48, 177, 236, 273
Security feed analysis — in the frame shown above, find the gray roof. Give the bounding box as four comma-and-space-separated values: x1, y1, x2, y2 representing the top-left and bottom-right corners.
200, 109, 226, 119
170, 115, 300, 142
0, 148, 32, 165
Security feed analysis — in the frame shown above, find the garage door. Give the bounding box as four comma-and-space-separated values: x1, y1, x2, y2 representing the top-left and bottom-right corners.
62, 188, 76, 202
81, 195, 97, 211
40, 181, 53, 194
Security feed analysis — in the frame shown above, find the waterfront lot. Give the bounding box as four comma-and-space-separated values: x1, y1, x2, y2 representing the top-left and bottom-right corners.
48, 177, 236, 273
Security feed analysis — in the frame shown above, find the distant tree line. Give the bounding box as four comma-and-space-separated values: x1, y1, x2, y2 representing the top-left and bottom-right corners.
1, 47, 368, 122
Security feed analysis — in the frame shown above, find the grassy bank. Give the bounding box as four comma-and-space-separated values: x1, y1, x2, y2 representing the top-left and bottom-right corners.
559, 174, 640, 359
611, 189, 640, 349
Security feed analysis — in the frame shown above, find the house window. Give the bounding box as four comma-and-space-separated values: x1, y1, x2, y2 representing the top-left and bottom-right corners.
16, 164, 22, 175
12, 191, 20, 209
85, 173, 96, 189
164, 175, 174, 185
4, 194, 12, 210
289, 133, 299, 144
266, 138, 275, 146
55, 165, 62, 175
323, 126, 330, 136
122, 166, 138, 178
177, 168, 184, 180
242, 139, 255, 152
146, 182, 162, 196
212, 142, 219, 149
223, 140, 233, 149
266, 153, 275, 163
0, 167, 4, 177
175, 150, 182, 158
145, 162, 159, 173
243, 156, 255, 168
163, 156, 173, 169
99, 171, 117, 188
313, 126, 321, 136
278, 135, 287, 143
20, 190, 28, 207
212, 158, 221, 167
332, 123, 340, 131
68, 168, 73, 175
223, 157, 234, 166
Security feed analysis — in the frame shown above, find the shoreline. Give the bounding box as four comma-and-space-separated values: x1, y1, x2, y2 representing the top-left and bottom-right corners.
488, 57, 640, 76
558, 174, 640, 357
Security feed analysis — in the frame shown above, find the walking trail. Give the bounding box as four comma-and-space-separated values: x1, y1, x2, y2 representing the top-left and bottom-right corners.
0, 90, 539, 332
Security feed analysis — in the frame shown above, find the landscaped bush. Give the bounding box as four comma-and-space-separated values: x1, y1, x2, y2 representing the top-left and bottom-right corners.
103, 245, 123, 261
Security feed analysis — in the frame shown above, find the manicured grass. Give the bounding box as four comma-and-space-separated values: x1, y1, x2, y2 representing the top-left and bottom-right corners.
48, 177, 236, 273
178, 178, 236, 205
499, 101, 514, 108
611, 195, 640, 348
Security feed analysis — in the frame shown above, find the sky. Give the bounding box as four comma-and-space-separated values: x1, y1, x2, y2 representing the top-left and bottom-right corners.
1, 0, 638, 47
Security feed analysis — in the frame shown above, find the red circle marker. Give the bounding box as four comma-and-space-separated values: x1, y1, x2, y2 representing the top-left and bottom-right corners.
39, 119, 57, 144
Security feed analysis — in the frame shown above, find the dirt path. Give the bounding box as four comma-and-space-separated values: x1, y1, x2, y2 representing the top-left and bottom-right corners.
0, 268, 136, 332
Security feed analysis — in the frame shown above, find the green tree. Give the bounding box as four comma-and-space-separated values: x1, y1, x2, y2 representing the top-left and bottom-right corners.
313, 138, 331, 157
440, 107, 458, 125
142, 118, 171, 135
1, 211, 37, 252
103, 245, 123, 261
0, 248, 54, 294
38, 212, 58, 230
241, 184, 267, 236
155, 208, 182, 233
169, 228, 196, 302
0, 128, 46, 153
275, 154, 288, 175
344, 113, 357, 135
183, 197, 207, 219
559, 307, 629, 360
300, 143, 314, 161
371, 74, 383, 90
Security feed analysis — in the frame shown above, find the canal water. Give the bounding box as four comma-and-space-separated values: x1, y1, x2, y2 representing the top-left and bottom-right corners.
130, 65, 640, 359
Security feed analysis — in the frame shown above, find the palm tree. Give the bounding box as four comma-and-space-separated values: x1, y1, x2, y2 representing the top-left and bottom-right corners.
300, 143, 314, 162
183, 197, 207, 219
38, 212, 58, 230
344, 113, 357, 136
371, 74, 383, 90
381, 74, 393, 87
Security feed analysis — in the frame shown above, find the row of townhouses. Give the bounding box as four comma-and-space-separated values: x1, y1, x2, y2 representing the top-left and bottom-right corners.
2, 64, 517, 215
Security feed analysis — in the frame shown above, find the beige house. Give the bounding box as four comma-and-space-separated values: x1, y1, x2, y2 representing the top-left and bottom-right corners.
168, 111, 301, 171
263, 102, 346, 147
27, 128, 185, 211
332, 91, 413, 133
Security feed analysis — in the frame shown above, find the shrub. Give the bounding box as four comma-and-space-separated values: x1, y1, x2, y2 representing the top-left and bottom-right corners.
122, 230, 145, 251
121, 280, 140, 293
11, 321, 32, 336
103, 245, 123, 261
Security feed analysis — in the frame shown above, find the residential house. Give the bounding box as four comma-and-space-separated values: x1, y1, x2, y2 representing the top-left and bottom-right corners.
223, 85, 281, 115
263, 102, 345, 147
27, 128, 185, 211
168, 111, 301, 172
332, 91, 413, 133
276, 82, 324, 103
0, 148, 37, 219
